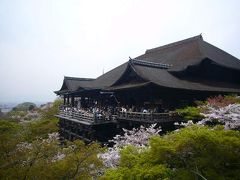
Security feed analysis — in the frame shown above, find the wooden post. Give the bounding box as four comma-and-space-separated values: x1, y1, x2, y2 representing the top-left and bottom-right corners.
67, 95, 70, 105
63, 95, 66, 105
71, 96, 75, 107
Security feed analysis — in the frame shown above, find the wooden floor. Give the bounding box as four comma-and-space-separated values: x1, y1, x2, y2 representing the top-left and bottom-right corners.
55, 115, 116, 125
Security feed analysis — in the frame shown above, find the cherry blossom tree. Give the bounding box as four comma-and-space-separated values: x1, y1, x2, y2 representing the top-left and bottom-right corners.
199, 103, 240, 130
99, 124, 161, 168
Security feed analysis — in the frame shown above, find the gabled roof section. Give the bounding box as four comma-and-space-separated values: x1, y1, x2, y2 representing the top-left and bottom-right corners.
111, 61, 147, 87
87, 62, 129, 89
145, 35, 203, 54
55, 63, 130, 95
199, 40, 240, 70
135, 35, 204, 70
55, 76, 94, 95
135, 35, 240, 71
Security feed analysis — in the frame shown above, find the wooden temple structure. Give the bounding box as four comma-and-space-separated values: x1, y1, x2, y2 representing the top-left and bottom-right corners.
55, 35, 240, 143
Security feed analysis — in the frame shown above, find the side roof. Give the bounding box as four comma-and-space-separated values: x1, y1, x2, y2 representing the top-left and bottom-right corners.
54, 76, 95, 95
55, 62, 129, 95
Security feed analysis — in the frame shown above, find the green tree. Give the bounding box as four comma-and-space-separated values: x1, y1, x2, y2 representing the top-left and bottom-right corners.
176, 106, 204, 122
52, 140, 104, 179
103, 126, 240, 180
0, 120, 23, 169
40, 99, 63, 120
0, 113, 104, 180
0, 129, 103, 179
22, 118, 59, 142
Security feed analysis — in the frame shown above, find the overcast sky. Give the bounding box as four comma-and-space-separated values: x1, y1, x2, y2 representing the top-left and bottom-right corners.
0, 0, 240, 103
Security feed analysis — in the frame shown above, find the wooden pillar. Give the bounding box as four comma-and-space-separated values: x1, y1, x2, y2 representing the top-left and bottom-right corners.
82, 97, 85, 108
67, 95, 70, 106
71, 96, 75, 107
63, 95, 66, 105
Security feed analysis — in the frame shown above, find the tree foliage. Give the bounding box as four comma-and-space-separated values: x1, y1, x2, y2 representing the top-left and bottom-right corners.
206, 95, 240, 108
0, 99, 103, 179
1, 96, 240, 179
176, 106, 204, 122
177, 95, 240, 124
0, 131, 103, 179
40, 99, 63, 120
103, 126, 240, 180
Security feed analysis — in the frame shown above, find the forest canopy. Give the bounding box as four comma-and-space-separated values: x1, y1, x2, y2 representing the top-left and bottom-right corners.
1, 95, 240, 179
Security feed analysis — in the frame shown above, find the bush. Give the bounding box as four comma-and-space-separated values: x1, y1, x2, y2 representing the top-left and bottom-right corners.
206, 95, 240, 108
176, 106, 204, 122
40, 99, 63, 120
22, 118, 59, 141
102, 126, 240, 180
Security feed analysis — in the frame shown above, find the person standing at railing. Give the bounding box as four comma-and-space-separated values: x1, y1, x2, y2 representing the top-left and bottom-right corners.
142, 108, 148, 113
121, 106, 127, 118
121, 106, 127, 113
142, 108, 148, 119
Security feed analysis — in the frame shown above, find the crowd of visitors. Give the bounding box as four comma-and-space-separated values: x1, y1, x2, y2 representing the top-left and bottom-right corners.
60, 106, 116, 121
119, 105, 166, 113
60, 104, 167, 122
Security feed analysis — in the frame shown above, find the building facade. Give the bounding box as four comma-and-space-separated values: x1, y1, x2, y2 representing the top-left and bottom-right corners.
55, 35, 240, 143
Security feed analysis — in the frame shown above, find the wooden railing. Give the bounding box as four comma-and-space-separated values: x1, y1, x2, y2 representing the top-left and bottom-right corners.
58, 106, 180, 124
58, 108, 113, 124
118, 111, 180, 123
59, 110, 94, 123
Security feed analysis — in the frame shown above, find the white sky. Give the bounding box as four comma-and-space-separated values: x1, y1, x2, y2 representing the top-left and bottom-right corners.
0, 0, 240, 103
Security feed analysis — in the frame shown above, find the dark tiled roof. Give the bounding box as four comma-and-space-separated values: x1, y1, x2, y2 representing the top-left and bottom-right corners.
136, 35, 240, 71
56, 76, 95, 94
55, 35, 240, 95
87, 62, 129, 89
133, 63, 240, 93
200, 40, 240, 70
106, 82, 151, 91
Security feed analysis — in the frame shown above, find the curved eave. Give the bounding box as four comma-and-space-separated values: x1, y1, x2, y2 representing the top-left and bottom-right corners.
106, 82, 152, 91
54, 90, 70, 95
67, 88, 100, 95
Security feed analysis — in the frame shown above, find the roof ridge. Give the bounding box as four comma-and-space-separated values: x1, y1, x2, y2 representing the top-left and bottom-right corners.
130, 59, 172, 69
64, 76, 94, 81
145, 35, 203, 54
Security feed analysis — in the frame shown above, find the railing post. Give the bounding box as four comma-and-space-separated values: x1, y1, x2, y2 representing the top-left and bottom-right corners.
71, 108, 73, 119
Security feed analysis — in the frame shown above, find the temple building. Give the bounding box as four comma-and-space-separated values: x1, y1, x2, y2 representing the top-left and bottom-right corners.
55, 35, 240, 143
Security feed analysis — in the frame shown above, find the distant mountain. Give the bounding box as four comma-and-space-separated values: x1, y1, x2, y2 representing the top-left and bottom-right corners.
13, 102, 37, 111
0, 103, 18, 109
